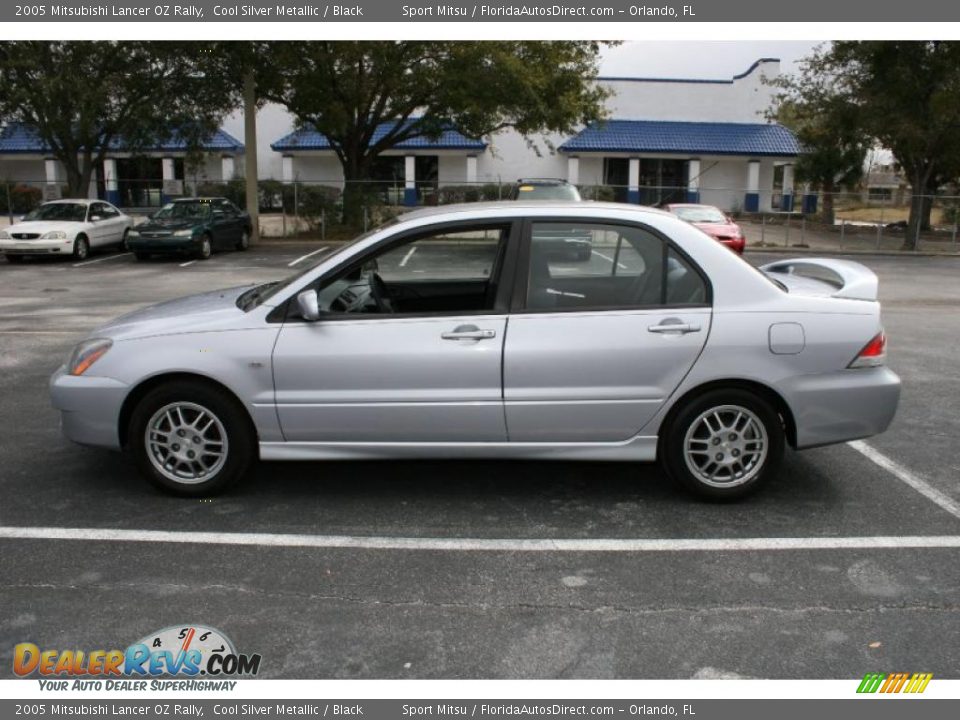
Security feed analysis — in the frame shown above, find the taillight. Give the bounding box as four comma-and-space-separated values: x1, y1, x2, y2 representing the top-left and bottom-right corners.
848, 331, 886, 368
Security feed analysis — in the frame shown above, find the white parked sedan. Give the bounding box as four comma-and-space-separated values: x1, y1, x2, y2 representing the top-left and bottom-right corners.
0, 199, 133, 262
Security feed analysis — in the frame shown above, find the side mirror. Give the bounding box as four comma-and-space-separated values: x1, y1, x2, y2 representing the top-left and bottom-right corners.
296, 289, 321, 322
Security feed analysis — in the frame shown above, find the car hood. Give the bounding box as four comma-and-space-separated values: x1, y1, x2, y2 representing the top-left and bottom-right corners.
693, 222, 741, 237
92, 285, 256, 341
136, 219, 202, 232
5, 220, 83, 234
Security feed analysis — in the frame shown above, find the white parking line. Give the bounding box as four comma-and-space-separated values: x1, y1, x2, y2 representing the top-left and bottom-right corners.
399, 246, 417, 267
848, 440, 960, 521
179, 260, 197, 268
73, 252, 132, 268
0, 526, 959, 552
593, 251, 628, 270
288, 246, 328, 267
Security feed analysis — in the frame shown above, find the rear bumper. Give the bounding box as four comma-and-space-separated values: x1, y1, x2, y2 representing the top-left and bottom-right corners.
718, 238, 746, 254
782, 366, 901, 449
49, 365, 128, 450
0, 238, 75, 255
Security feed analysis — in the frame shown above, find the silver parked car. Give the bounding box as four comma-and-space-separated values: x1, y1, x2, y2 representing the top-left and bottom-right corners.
50, 202, 900, 499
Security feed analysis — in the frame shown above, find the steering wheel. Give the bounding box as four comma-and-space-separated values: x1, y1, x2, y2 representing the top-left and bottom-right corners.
368, 272, 394, 313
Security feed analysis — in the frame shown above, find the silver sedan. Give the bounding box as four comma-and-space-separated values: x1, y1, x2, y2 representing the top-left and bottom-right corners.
50, 202, 900, 499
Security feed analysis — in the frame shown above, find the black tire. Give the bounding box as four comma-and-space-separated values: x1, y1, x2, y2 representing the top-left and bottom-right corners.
121, 228, 130, 251
134, 252, 149, 261
660, 388, 784, 500
73, 235, 90, 260
197, 234, 213, 260
236, 228, 250, 251
128, 380, 256, 497
5, 254, 24, 263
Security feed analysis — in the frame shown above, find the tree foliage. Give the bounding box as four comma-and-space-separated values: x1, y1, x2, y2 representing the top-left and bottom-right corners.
770, 52, 871, 225
255, 41, 612, 224
0, 42, 236, 197
786, 41, 960, 248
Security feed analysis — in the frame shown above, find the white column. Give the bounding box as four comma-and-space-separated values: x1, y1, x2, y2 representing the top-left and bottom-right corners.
43, 158, 61, 200
628, 157, 640, 203
221, 155, 236, 181
744, 160, 760, 212
567, 156, 579, 186
466, 155, 478, 184
781, 163, 795, 211
161, 157, 176, 183
103, 157, 118, 204
404, 155, 416, 206
687, 158, 701, 202
281, 155, 295, 183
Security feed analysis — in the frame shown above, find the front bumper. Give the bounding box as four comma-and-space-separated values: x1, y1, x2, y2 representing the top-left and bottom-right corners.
0, 237, 75, 255
127, 236, 199, 254
782, 366, 901, 449
49, 365, 129, 450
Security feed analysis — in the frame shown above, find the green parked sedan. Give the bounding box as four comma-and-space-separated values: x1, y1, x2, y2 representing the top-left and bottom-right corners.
127, 197, 252, 260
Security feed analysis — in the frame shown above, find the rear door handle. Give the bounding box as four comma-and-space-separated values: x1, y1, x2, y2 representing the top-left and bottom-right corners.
648, 322, 701, 335
441, 325, 497, 341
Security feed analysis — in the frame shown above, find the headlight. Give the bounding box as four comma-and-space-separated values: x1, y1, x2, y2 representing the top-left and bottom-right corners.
0, 230, 10, 239
173, 229, 195, 237
41, 231, 68, 239
67, 338, 113, 376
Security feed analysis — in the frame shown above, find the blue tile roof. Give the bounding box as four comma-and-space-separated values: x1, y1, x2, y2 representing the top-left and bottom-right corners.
0, 122, 243, 154
559, 120, 800, 157
272, 120, 487, 152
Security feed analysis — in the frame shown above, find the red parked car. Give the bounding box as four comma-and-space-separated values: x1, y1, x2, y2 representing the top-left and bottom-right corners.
664, 203, 746, 254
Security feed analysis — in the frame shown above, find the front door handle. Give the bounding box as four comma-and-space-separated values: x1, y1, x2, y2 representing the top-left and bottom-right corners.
648, 321, 701, 335
441, 324, 497, 341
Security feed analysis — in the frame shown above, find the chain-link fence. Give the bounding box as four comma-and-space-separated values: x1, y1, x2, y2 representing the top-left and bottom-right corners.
3, 177, 959, 251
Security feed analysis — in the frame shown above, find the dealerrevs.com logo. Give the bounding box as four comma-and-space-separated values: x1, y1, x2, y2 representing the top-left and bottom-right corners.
857, 672, 933, 694
14, 625, 261, 688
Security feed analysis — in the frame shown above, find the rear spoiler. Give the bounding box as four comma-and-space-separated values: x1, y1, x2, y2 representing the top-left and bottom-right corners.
759, 258, 879, 301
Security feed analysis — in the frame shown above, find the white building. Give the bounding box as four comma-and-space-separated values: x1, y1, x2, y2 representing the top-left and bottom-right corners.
266, 57, 804, 212
0, 58, 804, 213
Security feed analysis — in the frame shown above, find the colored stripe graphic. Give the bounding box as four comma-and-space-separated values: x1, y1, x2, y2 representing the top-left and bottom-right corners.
857, 672, 932, 693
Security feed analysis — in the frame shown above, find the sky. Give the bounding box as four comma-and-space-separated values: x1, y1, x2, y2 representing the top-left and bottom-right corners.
598, 41, 822, 79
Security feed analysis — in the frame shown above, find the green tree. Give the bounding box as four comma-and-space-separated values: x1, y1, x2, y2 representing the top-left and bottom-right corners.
809, 42, 960, 249
258, 41, 612, 225
770, 55, 871, 225
0, 42, 236, 198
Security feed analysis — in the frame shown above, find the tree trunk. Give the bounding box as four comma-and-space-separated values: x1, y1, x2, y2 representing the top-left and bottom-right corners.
340, 154, 372, 229
904, 167, 934, 251
243, 70, 260, 244
821, 180, 836, 226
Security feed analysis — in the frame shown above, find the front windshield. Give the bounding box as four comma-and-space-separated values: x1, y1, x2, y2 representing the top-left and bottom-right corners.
515, 184, 581, 201
23, 203, 87, 222
239, 220, 399, 310
672, 206, 728, 224
154, 202, 212, 220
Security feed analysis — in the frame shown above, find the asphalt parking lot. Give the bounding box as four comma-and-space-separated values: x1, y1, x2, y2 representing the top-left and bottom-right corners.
0, 243, 958, 679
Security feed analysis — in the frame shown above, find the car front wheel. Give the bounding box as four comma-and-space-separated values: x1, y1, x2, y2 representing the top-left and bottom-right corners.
73, 236, 89, 260
128, 380, 256, 496
661, 389, 784, 500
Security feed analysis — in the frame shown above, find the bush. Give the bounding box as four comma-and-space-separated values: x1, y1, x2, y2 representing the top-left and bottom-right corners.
0, 184, 44, 214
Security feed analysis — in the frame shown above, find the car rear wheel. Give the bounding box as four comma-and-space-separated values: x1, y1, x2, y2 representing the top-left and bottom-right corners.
73, 236, 89, 261
197, 235, 212, 260
128, 380, 256, 496
661, 389, 784, 500
236, 229, 250, 251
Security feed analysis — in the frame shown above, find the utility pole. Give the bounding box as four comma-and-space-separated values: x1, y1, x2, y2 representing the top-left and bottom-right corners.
243, 70, 260, 245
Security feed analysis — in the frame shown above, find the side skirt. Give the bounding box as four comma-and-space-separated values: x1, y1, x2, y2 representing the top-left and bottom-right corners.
259, 436, 659, 462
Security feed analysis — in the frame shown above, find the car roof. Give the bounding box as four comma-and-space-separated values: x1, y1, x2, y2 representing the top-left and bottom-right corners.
516, 178, 571, 185
397, 200, 675, 222
171, 196, 227, 202
666, 203, 722, 210
41, 199, 96, 205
